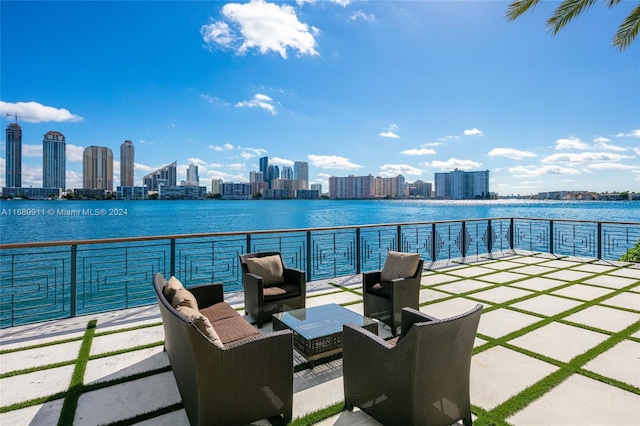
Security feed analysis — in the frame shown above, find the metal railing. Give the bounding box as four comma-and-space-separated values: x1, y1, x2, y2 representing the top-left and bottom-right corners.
1, 217, 638, 328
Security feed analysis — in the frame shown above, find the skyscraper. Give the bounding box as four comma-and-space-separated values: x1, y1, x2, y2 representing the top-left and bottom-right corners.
5, 123, 22, 187
281, 166, 293, 180
294, 161, 308, 189
43, 131, 66, 190
186, 163, 199, 185
120, 140, 135, 187
434, 169, 490, 199
83, 146, 114, 190
142, 161, 177, 191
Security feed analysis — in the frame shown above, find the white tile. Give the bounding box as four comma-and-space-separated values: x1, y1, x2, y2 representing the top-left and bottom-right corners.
420, 298, 488, 321
509, 257, 549, 265
477, 271, 529, 284
90, 326, 165, 355
583, 340, 640, 388
470, 346, 558, 410
571, 264, 618, 273
477, 309, 541, 339
433, 279, 494, 294
507, 374, 640, 425
512, 277, 566, 292
0, 364, 75, 407
552, 284, 614, 301
74, 371, 181, 425
0, 398, 64, 426
564, 305, 640, 333
582, 275, 639, 289
511, 265, 557, 276
293, 376, 344, 420
471, 286, 533, 304
609, 267, 640, 279
602, 292, 640, 311
306, 291, 362, 307
422, 273, 460, 285
544, 270, 595, 282
538, 259, 583, 268
509, 322, 608, 362
511, 294, 583, 317
1, 340, 82, 373
447, 266, 495, 278
84, 346, 169, 385
418, 288, 450, 304
479, 261, 526, 270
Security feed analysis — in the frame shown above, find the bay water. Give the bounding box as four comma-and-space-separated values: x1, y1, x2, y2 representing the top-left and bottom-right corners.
1, 199, 638, 245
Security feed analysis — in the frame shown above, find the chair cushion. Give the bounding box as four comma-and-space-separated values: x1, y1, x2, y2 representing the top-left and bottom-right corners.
172, 288, 199, 311
381, 251, 421, 282
263, 284, 301, 300
163, 276, 183, 301
175, 305, 223, 348
210, 316, 260, 344
200, 302, 240, 323
244, 254, 285, 286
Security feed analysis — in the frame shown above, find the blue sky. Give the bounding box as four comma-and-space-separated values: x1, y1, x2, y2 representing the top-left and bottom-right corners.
1, 0, 639, 195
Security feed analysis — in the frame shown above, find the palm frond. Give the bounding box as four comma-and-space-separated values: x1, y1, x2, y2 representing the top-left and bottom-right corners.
546, 0, 598, 35
613, 3, 640, 50
505, 0, 542, 22
606, 0, 623, 7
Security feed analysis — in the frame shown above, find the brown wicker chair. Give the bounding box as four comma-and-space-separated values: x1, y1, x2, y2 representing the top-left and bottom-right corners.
239, 251, 306, 328
153, 273, 293, 425
343, 305, 483, 426
363, 251, 424, 334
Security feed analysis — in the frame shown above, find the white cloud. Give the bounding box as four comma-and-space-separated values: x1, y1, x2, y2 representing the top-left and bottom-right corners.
350, 11, 375, 22
134, 163, 157, 173
67, 144, 85, 162
186, 158, 208, 168
463, 128, 483, 136
317, 172, 332, 179
201, 0, 319, 59
22, 144, 42, 157
508, 165, 581, 177
270, 156, 294, 166
429, 158, 482, 170
487, 148, 537, 160
593, 136, 610, 144
594, 141, 627, 152
201, 94, 230, 106
66, 170, 82, 190
401, 148, 436, 156
555, 136, 589, 150
0, 101, 83, 123
208, 143, 235, 151
586, 163, 639, 170
379, 164, 421, 177
634, 147, 640, 156
239, 147, 267, 157
542, 152, 633, 164
614, 129, 640, 138
308, 154, 362, 169
236, 93, 277, 114
379, 131, 399, 139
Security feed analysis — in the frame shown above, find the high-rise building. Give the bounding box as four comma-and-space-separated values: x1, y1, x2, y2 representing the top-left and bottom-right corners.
259, 156, 269, 180
329, 175, 375, 199
142, 161, 177, 191
5, 123, 22, 187
434, 169, 490, 199
83, 146, 114, 190
294, 161, 308, 189
43, 131, 66, 190
186, 163, 199, 186
281, 166, 293, 180
120, 140, 135, 187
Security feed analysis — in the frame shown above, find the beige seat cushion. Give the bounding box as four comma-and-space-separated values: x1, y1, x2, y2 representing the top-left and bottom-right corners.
211, 316, 260, 345
172, 288, 199, 311
244, 255, 285, 286
163, 276, 183, 301
175, 306, 223, 348
200, 302, 240, 323
381, 251, 421, 282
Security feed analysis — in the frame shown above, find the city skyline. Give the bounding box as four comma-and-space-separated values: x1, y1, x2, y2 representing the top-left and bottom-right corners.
1, 1, 639, 195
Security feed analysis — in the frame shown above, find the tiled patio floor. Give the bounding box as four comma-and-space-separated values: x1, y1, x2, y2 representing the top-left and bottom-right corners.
1, 254, 639, 425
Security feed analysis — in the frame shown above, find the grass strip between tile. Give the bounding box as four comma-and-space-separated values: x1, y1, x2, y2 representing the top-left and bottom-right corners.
57, 319, 96, 426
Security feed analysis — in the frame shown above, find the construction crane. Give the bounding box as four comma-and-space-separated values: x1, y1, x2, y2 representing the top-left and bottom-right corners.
6, 113, 37, 124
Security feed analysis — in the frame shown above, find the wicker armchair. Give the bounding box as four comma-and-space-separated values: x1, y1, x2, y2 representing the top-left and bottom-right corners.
153, 273, 293, 425
343, 305, 483, 426
363, 251, 424, 334
239, 251, 306, 328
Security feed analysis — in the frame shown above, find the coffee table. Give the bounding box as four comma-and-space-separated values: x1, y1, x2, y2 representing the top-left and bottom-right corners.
272, 303, 378, 367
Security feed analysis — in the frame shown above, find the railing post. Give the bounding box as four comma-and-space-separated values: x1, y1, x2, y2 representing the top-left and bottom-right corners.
356, 227, 361, 274
487, 219, 493, 254
396, 225, 402, 251
461, 221, 467, 258
431, 223, 437, 262
509, 218, 514, 250
597, 222, 602, 259
549, 220, 554, 255
306, 231, 312, 281
170, 238, 176, 277
70, 244, 77, 318
246, 234, 251, 253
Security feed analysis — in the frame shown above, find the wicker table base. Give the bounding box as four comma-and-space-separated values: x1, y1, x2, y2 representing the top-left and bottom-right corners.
273, 303, 378, 367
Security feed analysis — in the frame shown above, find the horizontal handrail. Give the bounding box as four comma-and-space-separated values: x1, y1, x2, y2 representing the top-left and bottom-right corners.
1, 217, 638, 328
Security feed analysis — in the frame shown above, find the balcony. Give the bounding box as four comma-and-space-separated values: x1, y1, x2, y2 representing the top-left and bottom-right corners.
1, 219, 639, 424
